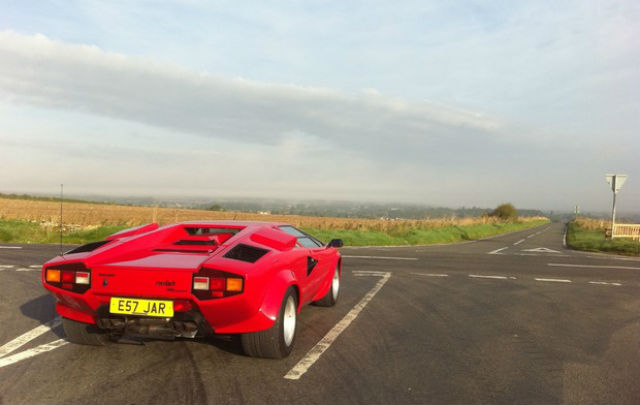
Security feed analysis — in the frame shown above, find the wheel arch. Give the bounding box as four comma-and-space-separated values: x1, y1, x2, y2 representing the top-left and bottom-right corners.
259, 269, 300, 322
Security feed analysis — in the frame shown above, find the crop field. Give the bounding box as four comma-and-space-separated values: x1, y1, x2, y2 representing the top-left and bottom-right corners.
0, 197, 549, 246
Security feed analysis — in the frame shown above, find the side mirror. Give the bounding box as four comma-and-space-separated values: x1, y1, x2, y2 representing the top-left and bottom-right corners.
327, 239, 344, 248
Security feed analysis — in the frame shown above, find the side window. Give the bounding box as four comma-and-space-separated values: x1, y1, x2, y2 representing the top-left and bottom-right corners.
279, 226, 306, 237
279, 226, 323, 248
298, 237, 321, 248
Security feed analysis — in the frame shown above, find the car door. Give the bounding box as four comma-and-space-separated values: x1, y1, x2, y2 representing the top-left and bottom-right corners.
278, 226, 330, 304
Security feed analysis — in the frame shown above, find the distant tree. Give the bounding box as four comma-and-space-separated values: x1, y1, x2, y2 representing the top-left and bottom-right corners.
205, 204, 224, 211
490, 203, 518, 220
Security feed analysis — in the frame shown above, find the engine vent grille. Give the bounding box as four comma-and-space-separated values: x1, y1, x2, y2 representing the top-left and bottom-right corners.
175, 240, 218, 246
223, 244, 269, 263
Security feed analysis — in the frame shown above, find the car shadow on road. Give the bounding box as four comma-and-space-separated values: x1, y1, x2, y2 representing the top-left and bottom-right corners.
19, 294, 64, 338
199, 334, 245, 356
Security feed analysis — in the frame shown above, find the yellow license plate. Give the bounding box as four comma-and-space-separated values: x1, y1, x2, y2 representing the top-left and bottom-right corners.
109, 297, 174, 317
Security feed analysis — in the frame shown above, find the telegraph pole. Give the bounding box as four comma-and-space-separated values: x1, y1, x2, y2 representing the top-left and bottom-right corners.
605, 174, 627, 238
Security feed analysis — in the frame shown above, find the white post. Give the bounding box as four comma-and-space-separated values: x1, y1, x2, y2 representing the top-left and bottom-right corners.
606, 174, 627, 239
611, 190, 616, 238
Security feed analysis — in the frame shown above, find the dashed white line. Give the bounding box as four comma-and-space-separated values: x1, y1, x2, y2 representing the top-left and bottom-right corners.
535, 278, 572, 283
285, 272, 391, 380
469, 274, 509, 280
0, 318, 62, 358
0, 339, 68, 369
589, 281, 622, 286
16, 268, 37, 272
488, 247, 508, 255
0, 265, 15, 268
513, 239, 526, 246
352, 270, 389, 276
0, 246, 22, 249
343, 255, 418, 261
29, 265, 41, 268
527, 234, 535, 239
411, 272, 449, 277
548, 263, 640, 271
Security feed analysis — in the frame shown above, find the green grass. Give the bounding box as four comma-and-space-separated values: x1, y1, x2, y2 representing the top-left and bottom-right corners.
0, 220, 127, 245
566, 222, 640, 256
301, 219, 550, 246
0, 218, 550, 247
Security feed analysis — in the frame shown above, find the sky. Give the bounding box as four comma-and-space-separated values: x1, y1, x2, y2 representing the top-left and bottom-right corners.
0, 0, 638, 213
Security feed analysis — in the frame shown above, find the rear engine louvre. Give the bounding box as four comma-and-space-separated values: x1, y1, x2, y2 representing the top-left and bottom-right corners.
44, 262, 91, 293
153, 230, 237, 254
192, 268, 244, 300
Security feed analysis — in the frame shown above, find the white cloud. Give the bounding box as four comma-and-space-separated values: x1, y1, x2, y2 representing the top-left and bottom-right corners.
0, 31, 500, 152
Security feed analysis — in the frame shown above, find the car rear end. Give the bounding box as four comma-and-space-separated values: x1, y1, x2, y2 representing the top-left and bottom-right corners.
41, 222, 288, 343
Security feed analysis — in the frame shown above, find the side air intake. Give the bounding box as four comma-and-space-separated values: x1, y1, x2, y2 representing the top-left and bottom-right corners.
224, 244, 269, 263
65, 240, 111, 254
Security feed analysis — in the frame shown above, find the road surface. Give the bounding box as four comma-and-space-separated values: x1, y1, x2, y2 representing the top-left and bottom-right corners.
1, 222, 639, 404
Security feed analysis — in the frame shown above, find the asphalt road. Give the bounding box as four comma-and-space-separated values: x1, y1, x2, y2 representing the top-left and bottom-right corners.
1, 222, 639, 404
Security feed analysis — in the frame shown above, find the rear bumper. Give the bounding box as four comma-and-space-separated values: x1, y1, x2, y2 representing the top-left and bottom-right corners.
49, 287, 276, 335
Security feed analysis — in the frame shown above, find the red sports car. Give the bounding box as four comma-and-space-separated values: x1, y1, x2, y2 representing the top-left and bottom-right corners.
41, 221, 343, 358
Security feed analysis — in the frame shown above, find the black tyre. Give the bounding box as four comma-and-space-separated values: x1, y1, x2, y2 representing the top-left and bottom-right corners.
314, 266, 340, 307
62, 317, 110, 346
241, 287, 297, 358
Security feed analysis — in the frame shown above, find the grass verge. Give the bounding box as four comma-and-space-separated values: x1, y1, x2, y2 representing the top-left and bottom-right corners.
0, 220, 126, 244
301, 219, 550, 246
0, 218, 550, 247
566, 221, 640, 256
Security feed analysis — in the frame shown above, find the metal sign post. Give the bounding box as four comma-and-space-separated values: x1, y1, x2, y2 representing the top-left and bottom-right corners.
605, 174, 627, 238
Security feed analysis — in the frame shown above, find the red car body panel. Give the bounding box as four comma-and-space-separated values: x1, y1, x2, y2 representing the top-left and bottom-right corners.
41, 221, 341, 335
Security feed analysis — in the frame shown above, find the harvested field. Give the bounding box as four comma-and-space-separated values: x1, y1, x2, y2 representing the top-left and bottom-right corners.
0, 197, 545, 231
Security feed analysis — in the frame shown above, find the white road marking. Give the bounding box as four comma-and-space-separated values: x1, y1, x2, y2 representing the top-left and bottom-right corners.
352, 270, 389, 276
29, 265, 41, 268
488, 247, 508, 255
0, 318, 62, 358
285, 272, 392, 380
0, 265, 15, 268
522, 247, 561, 253
343, 255, 418, 261
411, 272, 448, 277
469, 274, 508, 280
548, 263, 640, 271
0, 339, 68, 369
16, 268, 38, 272
527, 234, 535, 239
513, 239, 526, 246
0, 246, 22, 249
589, 281, 622, 286
535, 278, 572, 283
584, 255, 640, 262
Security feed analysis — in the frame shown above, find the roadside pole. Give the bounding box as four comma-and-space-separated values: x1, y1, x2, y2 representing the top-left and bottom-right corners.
605, 174, 627, 239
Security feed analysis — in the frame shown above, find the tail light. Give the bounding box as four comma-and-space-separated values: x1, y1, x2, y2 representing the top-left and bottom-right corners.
192, 269, 243, 300
44, 263, 91, 293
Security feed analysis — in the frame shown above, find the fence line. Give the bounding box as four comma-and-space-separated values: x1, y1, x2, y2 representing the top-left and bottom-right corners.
613, 223, 640, 241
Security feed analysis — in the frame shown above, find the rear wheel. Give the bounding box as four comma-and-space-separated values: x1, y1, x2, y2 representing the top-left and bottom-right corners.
314, 266, 340, 307
62, 317, 110, 346
241, 287, 297, 358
